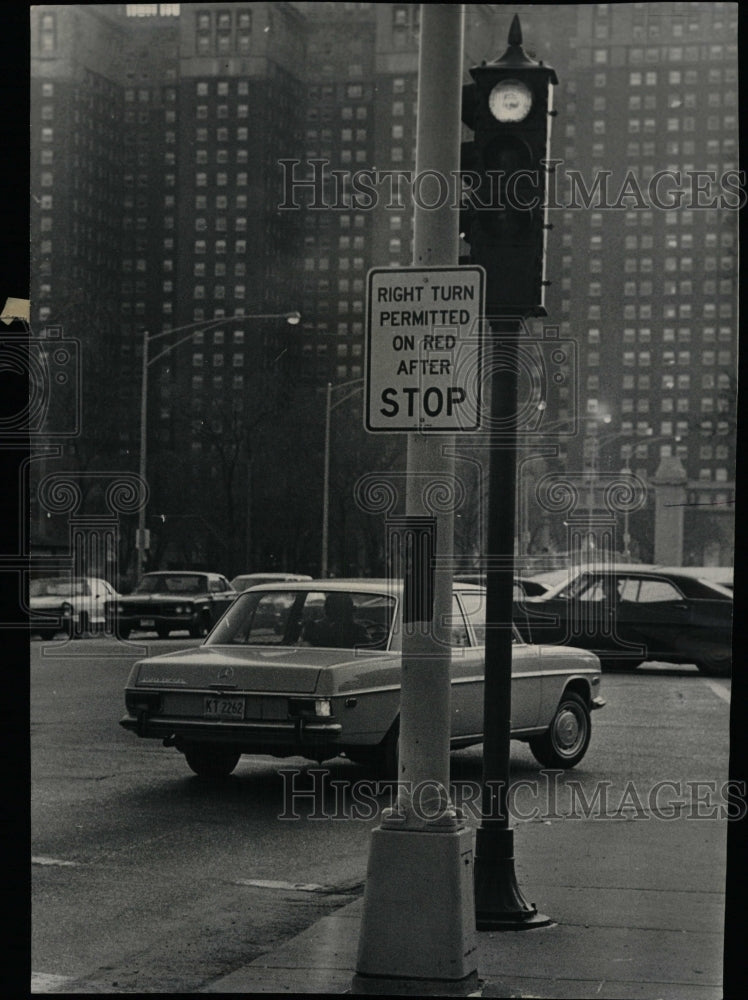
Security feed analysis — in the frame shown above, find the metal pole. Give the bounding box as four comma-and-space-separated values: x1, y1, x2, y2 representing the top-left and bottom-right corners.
397, 4, 458, 824
354, 5, 478, 992
136, 329, 149, 583
473, 321, 550, 930
321, 382, 331, 577
589, 435, 598, 559
245, 454, 252, 572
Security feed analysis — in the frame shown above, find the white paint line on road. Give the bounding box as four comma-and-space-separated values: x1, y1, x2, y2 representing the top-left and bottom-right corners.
31, 972, 77, 993
703, 679, 731, 703
233, 878, 327, 892
32, 856, 80, 867
31, 972, 120, 994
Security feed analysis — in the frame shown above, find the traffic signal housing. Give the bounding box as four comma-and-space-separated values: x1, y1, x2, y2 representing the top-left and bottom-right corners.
461, 15, 557, 317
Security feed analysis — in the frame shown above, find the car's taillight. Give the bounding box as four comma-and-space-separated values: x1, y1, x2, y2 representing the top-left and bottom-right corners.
125, 690, 162, 714
289, 697, 333, 718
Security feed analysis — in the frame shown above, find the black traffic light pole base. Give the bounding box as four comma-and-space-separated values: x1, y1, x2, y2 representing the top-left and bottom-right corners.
473, 826, 553, 931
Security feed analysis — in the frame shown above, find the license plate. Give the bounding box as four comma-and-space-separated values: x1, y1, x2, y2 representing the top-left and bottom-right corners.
204, 696, 245, 720
140, 618, 155, 627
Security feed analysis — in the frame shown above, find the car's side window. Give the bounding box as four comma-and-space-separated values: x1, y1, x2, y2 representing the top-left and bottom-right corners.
457, 590, 486, 645
618, 578, 639, 602
449, 595, 470, 647
635, 579, 683, 603
577, 577, 609, 601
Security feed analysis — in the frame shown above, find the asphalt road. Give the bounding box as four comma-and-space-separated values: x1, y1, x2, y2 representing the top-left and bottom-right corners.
29, 636, 732, 993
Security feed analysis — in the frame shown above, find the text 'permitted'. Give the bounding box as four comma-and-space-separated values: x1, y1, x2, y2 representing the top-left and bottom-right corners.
365, 266, 485, 432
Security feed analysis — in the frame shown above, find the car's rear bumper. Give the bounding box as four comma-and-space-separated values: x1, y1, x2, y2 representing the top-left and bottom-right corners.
119, 713, 343, 751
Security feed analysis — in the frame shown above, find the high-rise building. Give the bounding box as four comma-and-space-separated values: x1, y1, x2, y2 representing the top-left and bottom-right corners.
29, 3, 738, 573
549, 3, 738, 565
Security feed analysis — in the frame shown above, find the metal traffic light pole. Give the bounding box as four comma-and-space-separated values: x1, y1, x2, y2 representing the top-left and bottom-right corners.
462, 15, 557, 930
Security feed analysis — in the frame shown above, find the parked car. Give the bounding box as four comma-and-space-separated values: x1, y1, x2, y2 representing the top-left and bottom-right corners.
454, 574, 551, 599
106, 571, 236, 639
30, 576, 120, 639
514, 565, 733, 677
522, 563, 658, 595
120, 579, 604, 779
229, 572, 312, 591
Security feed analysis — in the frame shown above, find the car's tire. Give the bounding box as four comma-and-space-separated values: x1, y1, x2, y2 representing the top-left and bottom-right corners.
156, 625, 170, 639
117, 625, 131, 640
75, 612, 89, 638
189, 613, 211, 639
352, 720, 400, 777
529, 691, 592, 769
183, 744, 241, 780
695, 655, 731, 678
38, 628, 56, 641
374, 719, 400, 778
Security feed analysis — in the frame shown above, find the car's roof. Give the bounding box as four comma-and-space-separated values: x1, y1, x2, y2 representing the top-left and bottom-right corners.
653, 565, 732, 584
144, 569, 217, 576
243, 577, 484, 594
534, 564, 733, 601
233, 572, 312, 581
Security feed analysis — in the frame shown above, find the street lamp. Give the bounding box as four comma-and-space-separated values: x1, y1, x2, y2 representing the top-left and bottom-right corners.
321, 377, 364, 578
136, 311, 301, 582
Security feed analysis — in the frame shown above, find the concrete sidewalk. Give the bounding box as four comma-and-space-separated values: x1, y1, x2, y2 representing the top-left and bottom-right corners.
201, 812, 727, 998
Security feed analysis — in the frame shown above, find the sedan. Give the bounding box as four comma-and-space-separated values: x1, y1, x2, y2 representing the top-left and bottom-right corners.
120, 579, 604, 779
106, 571, 236, 639
30, 576, 119, 639
514, 565, 733, 677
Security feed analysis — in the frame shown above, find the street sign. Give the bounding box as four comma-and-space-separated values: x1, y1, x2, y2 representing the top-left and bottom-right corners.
365, 265, 485, 433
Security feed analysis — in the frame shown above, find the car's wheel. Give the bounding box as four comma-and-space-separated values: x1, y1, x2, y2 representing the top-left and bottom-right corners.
695, 655, 731, 678
60, 604, 74, 638
183, 744, 241, 780
371, 718, 400, 778
529, 691, 591, 769
156, 625, 170, 639
38, 628, 56, 641
117, 625, 131, 640
189, 613, 211, 639
75, 611, 89, 638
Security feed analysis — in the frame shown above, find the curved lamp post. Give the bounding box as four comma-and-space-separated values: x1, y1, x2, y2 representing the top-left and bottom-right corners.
136, 311, 301, 581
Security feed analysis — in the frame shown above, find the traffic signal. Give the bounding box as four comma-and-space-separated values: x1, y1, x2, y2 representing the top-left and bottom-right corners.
460, 15, 557, 317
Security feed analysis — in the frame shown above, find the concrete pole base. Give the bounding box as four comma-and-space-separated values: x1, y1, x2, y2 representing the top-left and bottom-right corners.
354, 825, 478, 986
351, 970, 481, 996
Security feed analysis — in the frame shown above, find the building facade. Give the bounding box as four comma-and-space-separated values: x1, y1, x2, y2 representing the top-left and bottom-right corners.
29, 3, 738, 577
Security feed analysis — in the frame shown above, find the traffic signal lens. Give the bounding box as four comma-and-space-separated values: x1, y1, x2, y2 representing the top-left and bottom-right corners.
488, 79, 533, 122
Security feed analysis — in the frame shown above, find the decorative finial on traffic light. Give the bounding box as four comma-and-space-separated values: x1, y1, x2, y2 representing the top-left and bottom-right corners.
461, 18, 558, 317
508, 13, 523, 48
494, 13, 539, 68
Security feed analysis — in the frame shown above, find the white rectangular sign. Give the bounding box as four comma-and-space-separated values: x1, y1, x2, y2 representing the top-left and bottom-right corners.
365, 266, 485, 433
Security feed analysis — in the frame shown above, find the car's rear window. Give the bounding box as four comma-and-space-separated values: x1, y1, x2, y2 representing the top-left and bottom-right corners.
134, 574, 207, 594
206, 589, 396, 650
30, 578, 89, 597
